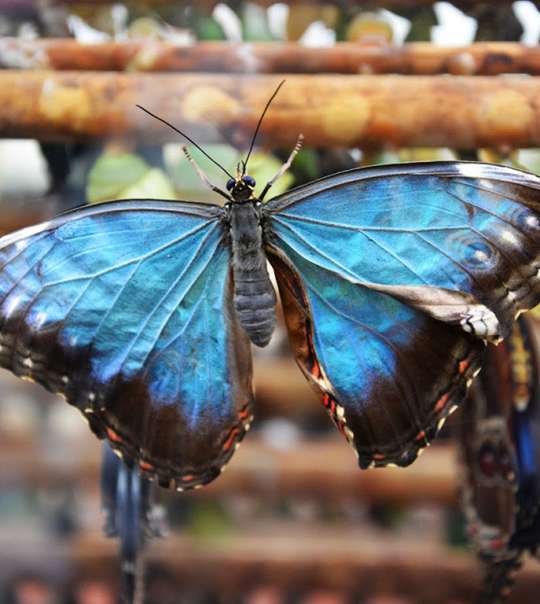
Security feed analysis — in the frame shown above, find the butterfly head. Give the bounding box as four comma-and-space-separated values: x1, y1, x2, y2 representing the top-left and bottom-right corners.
226, 166, 257, 202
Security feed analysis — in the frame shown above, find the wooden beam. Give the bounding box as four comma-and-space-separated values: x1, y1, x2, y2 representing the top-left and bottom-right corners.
47, 0, 526, 6
63, 531, 540, 604
3, 39, 540, 76
0, 431, 457, 504
2, 71, 540, 149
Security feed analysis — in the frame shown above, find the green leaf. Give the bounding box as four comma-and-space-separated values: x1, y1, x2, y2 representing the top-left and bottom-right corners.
165, 144, 294, 203
511, 149, 540, 175
360, 150, 400, 166
86, 152, 150, 203
166, 143, 240, 204
120, 168, 176, 200
242, 3, 274, 42
195, 15, 226, 41
187, 502, 230, 540
393, 7, 436, 42
248, 151, 294, 199
293, 148, 319, 182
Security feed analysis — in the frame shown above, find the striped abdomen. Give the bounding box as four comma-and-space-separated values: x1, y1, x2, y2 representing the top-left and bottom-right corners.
229, 201, 276, 347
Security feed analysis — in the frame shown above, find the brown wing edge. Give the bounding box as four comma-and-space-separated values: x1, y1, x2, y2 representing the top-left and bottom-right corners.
2, 268, 255, 491
267, 244, 486, 470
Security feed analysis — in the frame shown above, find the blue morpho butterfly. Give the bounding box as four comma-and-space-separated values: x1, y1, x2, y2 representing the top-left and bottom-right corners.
461, 314, 540, 602
2, 82, 540, 491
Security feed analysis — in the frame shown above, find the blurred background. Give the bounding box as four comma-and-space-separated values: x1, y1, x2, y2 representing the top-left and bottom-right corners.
1, 1, 540, 603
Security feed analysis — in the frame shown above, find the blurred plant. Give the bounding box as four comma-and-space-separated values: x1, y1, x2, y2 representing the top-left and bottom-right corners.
241, 2, 274, 42
166, 143, 294, 204
87, 144, 295, 206
360, 148, 457, 167
510, 149, 540, 174
187, 501, 230, 540
86, 150, 175, 203
397, 148, 457, 162
391, 6, 436, 42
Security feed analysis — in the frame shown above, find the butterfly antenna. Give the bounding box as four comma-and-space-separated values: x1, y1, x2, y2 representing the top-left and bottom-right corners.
136, 104, 234, 179
242, 79, 286, 175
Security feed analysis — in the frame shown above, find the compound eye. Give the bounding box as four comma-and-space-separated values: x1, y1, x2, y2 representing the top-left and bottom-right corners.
243, 175, 256, 187
226, 178, 235, 191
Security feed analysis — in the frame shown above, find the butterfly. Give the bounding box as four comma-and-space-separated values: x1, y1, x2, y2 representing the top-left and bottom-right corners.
460, 314, 540, 602
2, 83, 540, 490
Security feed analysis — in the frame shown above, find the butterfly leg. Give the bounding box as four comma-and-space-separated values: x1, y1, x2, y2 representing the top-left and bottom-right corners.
181, 145, 232, 202
260, 134, 304, 201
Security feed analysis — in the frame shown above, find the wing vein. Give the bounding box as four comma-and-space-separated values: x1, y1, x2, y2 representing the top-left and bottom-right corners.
275, 212, 468, 234
115, 223, 222, 378
306, 277, 424, 434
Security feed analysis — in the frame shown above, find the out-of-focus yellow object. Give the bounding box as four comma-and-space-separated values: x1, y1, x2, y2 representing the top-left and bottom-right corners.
346, 13, 393, 44
286, 3, 338, 41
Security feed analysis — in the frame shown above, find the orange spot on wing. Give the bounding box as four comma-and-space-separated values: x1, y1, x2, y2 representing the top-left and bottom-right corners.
459, 359, 469, 374
222, 427, 241, 452
139, 461, 155, 472
238, 407, 250, 420
106, 428, 122, 443
373, 453, 386, 461
434, 393, 450, 413
415, 430, 426, 442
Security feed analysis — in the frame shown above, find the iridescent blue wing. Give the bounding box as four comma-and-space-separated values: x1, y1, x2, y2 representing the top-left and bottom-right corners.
0, 200, 253, 489
264, 162, 540, 468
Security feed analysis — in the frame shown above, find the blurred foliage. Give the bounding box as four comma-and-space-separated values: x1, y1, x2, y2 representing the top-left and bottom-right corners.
167, 143, 294, 203
186, 501, 230, 540
291, 148, 319, 184
241, 3, 274, 42
466, 4, 522, 42
397, 148, 457, 162
511, 149, 540, 174
190, 11, 226, 41
86, 151, 175, 203
87, 145, 295, 206
127, 16, 165, 38
392, 6, 436, 42
477, 148, 514, 166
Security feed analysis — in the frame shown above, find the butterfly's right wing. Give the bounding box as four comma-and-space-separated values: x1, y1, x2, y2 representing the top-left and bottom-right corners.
0, 200, 253, 489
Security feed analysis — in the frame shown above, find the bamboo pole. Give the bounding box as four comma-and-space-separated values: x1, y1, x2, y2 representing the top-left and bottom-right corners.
4, 39, 540, 75
48, 0, 526, 6
66, 533, 540, 603
0, 435, 457, 504
2, 70, 540, 149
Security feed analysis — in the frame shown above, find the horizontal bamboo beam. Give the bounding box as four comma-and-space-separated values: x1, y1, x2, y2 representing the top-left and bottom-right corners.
3, 39, 540, 76
48, 0, 526, 6
64, 533, 540, 603
2, 71, 540, 149
0, 433, 457, 504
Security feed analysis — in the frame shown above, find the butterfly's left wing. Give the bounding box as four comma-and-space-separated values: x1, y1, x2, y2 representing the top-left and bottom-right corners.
0, 200, 253, 489
264, 162, 540, 468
